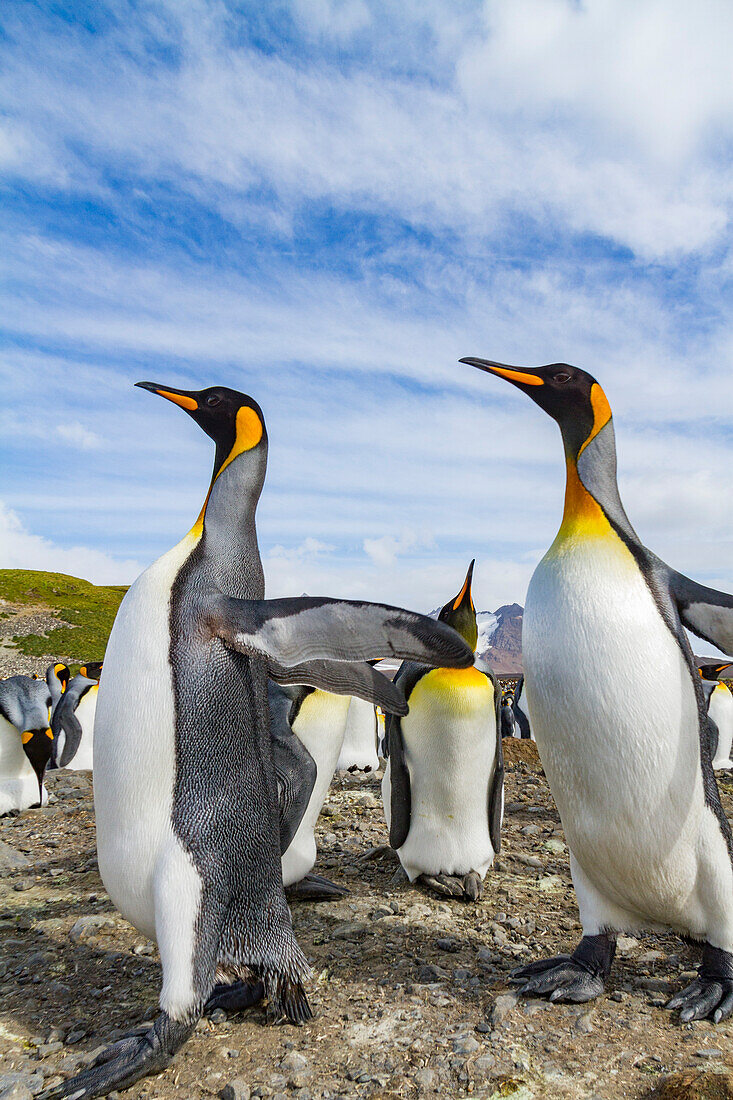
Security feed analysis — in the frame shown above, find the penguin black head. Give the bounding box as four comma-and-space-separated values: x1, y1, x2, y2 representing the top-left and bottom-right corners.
698, 662, 733, 682
460, 359, 612, 462
135, 382, 267, 479
22, 727, 54, 804
79, 661, 103, 681
438, 560, 478, 652
48, 663, 70, 693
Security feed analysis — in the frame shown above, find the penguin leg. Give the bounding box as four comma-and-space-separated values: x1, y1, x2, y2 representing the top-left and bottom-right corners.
667, 944, 733, 1023
419, 872, 483, 901
286, 872, 349, 901
37, 1013, 195, 1100
510, 934, 616, 1003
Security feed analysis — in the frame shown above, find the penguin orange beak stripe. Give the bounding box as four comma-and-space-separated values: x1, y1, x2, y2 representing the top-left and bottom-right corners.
135, 381, 199, 411
459, 358, 544, 387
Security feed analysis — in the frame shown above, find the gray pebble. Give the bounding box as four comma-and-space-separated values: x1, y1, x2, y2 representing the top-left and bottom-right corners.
280, 1051, 309, 1076
413, 1067, 436, 1090
488, 992, 519, 1027
219, 1081, 251, 1100
209, 1008, 228, 1024
452, 1035, 479, 1054
435, 937, 458, 952
574, 1011, 594, 1033
696, 1048, 723, 1058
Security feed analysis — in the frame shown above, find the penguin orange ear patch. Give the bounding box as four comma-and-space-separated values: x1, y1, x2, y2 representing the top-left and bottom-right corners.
216, 406, 264, 480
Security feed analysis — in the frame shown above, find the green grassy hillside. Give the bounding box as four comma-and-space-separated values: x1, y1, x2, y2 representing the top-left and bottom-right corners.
0, 569, 127, 665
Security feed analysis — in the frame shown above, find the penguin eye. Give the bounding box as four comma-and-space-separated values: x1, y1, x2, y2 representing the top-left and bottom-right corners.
206, 394, 222, 408
553, 371, 571, 384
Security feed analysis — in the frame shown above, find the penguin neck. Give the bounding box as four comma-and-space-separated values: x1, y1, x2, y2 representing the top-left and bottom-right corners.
556, 418, 634, 544
190, 449, 267, 597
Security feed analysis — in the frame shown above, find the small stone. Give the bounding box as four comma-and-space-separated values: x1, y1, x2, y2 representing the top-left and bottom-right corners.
35, 1042, 63, 1056
452, 1034, 479, 1054
435, 937, 458, 952
219, 1080, 251, 1100
0, 841, 31, 875
696, 1049, 723, 1059
330, 921, 367, 939
574, 1011, 594, 1033
474, 1054, 495, 1073
209, 1009, 227, 1024
417, 964, 448, 983
0, 1073, 43, 1100
615, 935, 640, 956
521, 824, 540, 836
69, 916, 115, 943
638, 949, 664, 965
488, 992, 519, 1027
280, 1052, 309, 1077
543, 839, 565, 854
413, 1067, 436, 1090
538, 874, 563, 892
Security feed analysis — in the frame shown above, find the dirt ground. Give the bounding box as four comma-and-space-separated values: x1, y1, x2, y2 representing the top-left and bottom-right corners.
2, 741, 733, 1100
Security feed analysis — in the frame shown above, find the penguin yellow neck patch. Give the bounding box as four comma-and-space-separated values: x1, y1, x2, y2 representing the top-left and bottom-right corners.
556, 460, 610, 542
188, 406, 264, 539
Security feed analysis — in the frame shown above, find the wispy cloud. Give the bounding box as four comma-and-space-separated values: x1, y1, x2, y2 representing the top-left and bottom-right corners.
1, 1, 732, 614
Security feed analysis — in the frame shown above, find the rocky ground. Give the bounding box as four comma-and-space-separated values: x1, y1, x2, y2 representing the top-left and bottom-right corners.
2, 745, 733, 1100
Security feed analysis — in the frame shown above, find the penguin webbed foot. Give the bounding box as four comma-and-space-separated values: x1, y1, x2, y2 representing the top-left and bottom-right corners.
37, 1012, 194, 1100
419, 871, 483, 902
286, 872, 348, 901
205, 978, 265, 1014
510, 934, 615, 1004
667, 944, 733, 1023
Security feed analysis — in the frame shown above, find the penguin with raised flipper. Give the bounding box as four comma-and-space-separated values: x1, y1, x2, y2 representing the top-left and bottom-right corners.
39, 382, 472, 1100
0, 676, 53, 813
269, 681, 351, 900
462, 354, 733, 1022
382, 560, 503, 901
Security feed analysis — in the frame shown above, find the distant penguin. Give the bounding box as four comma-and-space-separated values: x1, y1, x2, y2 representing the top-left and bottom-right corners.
500, 694, 515, 738
270, 682, 351, 899
383, 560, 503, 901
707, 681, 733, 770
464, 354, 733, 1022
0, 676, 53, 813
51, 668, 101, 771
41, 380, 473, 1100
46, 663, 70, 711
511, 676, 532, 739
337, 696, 379, 773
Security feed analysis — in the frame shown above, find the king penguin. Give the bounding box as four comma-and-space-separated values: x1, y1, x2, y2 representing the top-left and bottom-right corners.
698, 666, 733, 770
0, 676, 53, 813
462, 354, 733, 1022
382, 560, 504, 901
500, 693, 516, 739
511, 675, 532, 739
40, 382, 472, 1100
269, 681, 351, 899
51, 663, 102, 771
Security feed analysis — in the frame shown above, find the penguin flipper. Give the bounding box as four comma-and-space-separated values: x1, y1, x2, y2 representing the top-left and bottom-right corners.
386, 661, 426, 850
210, 594, 473, 669
266, 656, 408, 715
268, 682, 317, 854
487, 668, 504, 855
669, 569, 733, 656
51, 699, 83, 768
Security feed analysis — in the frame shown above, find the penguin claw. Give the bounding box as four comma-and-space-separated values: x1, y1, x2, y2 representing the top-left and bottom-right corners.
667, 977, 733, 1022
37, 1014, 194, 1100
419, 872, 483, 902
286, 872, 348, 901
205, 979, 265, 1014
510, 957, 604, 1003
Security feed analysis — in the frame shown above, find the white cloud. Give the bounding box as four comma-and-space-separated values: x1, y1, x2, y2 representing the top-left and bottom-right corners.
0, 501, 143, 586
363, 528, 433, 568
56, 422, 102, 450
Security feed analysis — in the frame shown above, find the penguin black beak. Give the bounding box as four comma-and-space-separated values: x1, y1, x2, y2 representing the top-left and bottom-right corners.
453, 559, 475, 611
136, 381, 200, 412
459, 357, 545, 389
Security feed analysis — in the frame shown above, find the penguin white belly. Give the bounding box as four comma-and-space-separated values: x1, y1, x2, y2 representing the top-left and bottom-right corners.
65, 686, 97, 771
710, 684, 733, 769
524, 534, 733, 949
337, 696, 379, 772
386, 667, 497, 881
94, 536, 202, 950
281, 691, 350, 886
0, 716, 46, 814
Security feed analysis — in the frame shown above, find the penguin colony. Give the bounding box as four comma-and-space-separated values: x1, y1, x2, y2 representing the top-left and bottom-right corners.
0, 361, 726, 1100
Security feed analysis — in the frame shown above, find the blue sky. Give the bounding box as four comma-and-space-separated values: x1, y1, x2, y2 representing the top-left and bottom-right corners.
2, 0, 733, 612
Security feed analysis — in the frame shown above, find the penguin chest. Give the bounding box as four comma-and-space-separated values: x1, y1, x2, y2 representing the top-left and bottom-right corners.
523, 533, 720, 932
710, 685, 733, 769
282, 692, 350, 885
396, 667, 497, 880
337, 697, 379, 772
0, 716, 41, 814
68, 687, 97, 771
